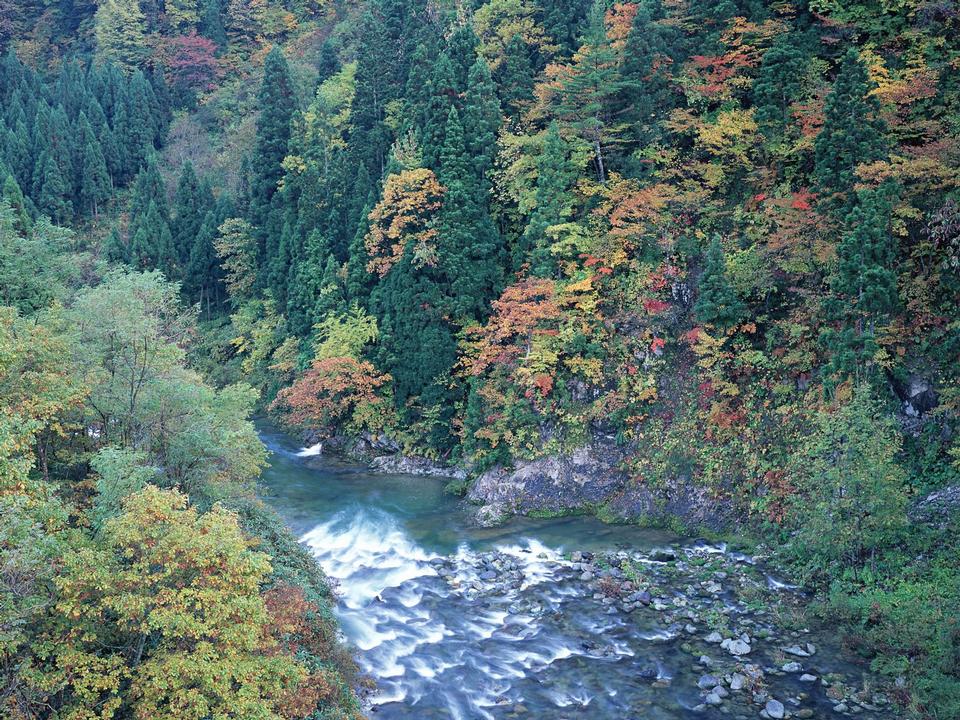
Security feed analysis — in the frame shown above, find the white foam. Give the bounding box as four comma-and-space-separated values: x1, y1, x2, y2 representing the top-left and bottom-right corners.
295, 442, 323, 457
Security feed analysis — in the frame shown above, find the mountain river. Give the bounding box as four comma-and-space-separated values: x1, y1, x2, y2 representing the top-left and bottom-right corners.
258, 424, 895, 720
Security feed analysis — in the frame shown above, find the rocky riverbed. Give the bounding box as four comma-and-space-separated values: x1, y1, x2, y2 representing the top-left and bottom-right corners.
420, 541, 894, 719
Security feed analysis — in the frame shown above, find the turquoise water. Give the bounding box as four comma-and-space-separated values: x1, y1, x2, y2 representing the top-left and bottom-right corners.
258, 424, 891, 720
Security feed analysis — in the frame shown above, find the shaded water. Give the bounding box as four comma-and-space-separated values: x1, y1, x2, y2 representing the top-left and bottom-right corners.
259, 425, 891, 720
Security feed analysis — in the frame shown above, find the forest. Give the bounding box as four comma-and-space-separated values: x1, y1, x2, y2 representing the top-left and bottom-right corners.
0, 0, 958, 718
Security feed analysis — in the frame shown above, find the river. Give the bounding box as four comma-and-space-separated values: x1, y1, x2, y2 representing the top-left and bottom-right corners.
258, 424, 894, 720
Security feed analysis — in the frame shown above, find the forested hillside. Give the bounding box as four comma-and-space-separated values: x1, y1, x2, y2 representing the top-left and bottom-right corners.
1, 0, 959, 718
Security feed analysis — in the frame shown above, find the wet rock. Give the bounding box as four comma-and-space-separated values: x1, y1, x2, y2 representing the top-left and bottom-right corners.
480, 570, 497, 581
723, 638, 751, 656
705, 631, 723, 643
650, 548, 677, 562
713, 685, 729, 699
637, 590, 652, 605
797, 710, 815, 719
799, 673, 817, 682
782, 661, 802, 673
637, 662, 659, 680
783, 644, 811, 657
698, 674, 720, 690
833, 703, 848, 713
581, 571, 595, 582
765, 698, 785, 719
704, 692, 723, 706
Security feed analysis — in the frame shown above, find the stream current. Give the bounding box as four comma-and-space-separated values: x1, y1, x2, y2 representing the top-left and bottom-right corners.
259, 424, 892, 720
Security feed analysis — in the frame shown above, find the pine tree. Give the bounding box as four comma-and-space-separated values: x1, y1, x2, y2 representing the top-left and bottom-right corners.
102, 226, 129, 264
420, 54, 457, 171
349, 10, 396, 180
171, 161, 213, 268
185, 211, 222, 315
129, 156, 168, 219
250, 47, 296, 231
462, 57, 502, 187
129, 199, 174, 271
694, 237, 745, 330
122, 71, 160, 172
78, 114, 111, 217
553, 0, 631, 182
2, 173, 30, 234
446, 23, 479, 92
496, 34, 536, 122
813, 49, 887, 205
35, 151, 73, 223
542, 0, 590, 58
197, 0, 227, 48
517, 122, 575, 275
620, 0, 678, 151
822, 184, 900, 380
753, 31, 810, 140
437, 107, 502, 320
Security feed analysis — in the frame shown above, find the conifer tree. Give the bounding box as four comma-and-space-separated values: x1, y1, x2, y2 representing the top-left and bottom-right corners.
517, 123, 575, 275
185, 211, 222, 315
129, 199, 174, 271
813, 49, 887, 205
2, 173, 30, 234
35, 152, 72, 223
102, 226, 129, 264
694, 237, 745, 330
753, 31, 809, 140
437, 107, 502, 320
420, 54, 457, 171
78, 114, 111, 216
199, 0, 228, 48
496, 34, 536, 121
349, 10, 395, 180
250, 47, 295, 232
462, 57, 502, 186
553, 0, 630, 182
171, 161, 212, 267
620, 0, 678, 150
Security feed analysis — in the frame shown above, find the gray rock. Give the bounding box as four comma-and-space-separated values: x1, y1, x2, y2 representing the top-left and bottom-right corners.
704, 692, 723, 706
727, 639, 751, 656
799, 674, 817, 683
782, 662, 802, 673
833, 703, 848, 713
728, 673, 746, 691
705, 631, 724, 643
479, 570, 497, 581
765, 699, 785, 719
698, 674, 720, 690
783, 644, 811, 657
581, 571, 595, 582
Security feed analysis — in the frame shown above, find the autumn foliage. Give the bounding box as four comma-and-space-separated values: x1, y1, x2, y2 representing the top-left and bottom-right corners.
271, 357, 393, 438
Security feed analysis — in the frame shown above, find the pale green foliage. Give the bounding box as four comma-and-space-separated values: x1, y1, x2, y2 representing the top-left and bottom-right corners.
312, 305, 378, 360
90, 447, 157, 530
787, 385, 909, 580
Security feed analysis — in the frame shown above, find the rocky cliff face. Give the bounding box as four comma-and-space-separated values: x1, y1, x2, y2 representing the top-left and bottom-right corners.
467, 443, 735, 531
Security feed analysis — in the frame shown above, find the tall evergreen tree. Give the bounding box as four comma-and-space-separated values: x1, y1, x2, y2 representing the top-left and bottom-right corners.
753, 30, 810, 140
813, 49, 887, 205
462, 57, 502, 187
78, 113, 111, 217
694, 237, 745, 330
437, 107, 502, 320
171, 161, 212, 268
517, 123, 575, 275
420, 53, 457, 171
129, 199, 174, 271
35, 151, 72, 223
496, 34, 536, 122
250, 47, 296, 233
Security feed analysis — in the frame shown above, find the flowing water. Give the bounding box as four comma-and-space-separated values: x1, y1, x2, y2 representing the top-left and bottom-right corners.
259, 424, 892, 720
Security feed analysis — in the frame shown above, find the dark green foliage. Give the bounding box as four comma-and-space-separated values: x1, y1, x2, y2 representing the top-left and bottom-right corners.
813, 49, 887, 204
516, 123, 575, 275
694, 238, 745, 330
753, 31, 810, 140
496, 34, 537, 121
171, 161, 214, 269
78, 113, 111, 216
541, 0, 589, 58
250, 47, 296, 232
128, 200, 174, 271
437, 107, 502, 321
620, 0, 678, 152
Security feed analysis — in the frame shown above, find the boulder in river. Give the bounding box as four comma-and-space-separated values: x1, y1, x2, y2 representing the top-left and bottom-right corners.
765, 698, 785, 719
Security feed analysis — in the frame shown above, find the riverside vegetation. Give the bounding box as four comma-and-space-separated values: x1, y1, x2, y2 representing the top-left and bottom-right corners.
0, 0, 959, 719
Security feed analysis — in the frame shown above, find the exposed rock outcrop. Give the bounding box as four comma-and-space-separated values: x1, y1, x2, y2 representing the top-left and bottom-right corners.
467, 443, 735, 530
